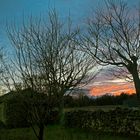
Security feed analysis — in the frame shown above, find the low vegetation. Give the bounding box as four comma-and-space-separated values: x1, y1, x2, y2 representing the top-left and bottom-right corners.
64, 93, 139, 108
0, 92, 140, 140
0, 125, 140, 140
65, 108, 140, 136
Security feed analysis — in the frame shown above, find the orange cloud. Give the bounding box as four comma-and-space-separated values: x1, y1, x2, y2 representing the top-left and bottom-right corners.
90, 82, 135, 96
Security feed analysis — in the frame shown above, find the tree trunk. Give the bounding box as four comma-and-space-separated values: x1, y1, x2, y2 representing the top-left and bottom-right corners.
38, 124, 44, 140
127, 61, 140, 101
129, 63, 140, 103
132, 72, 140, 99
58, 97, 64, 125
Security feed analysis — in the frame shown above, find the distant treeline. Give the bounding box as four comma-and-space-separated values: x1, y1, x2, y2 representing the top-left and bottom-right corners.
64, 93, 138, 107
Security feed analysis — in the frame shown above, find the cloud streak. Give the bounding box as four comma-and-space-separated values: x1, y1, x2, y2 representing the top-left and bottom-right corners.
90, 82, 135, 96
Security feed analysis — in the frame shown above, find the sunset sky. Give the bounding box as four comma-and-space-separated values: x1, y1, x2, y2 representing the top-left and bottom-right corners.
0, 0, 139, 96
89, 80, 135, 96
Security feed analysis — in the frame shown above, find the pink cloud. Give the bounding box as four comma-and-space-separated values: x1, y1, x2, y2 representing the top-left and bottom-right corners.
90, 82, 135, 96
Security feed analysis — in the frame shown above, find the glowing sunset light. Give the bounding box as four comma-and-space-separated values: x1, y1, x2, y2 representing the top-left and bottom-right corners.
90, 82, 135, 96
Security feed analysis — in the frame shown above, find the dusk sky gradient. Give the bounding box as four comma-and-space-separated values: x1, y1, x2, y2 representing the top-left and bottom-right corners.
0, 0, 139, 96
0, 0, 139, 46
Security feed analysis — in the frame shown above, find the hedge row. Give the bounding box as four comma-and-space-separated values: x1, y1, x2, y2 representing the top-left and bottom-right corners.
64, 108, 140, 136
3, 91, 59, 128
4, 95, 29, 128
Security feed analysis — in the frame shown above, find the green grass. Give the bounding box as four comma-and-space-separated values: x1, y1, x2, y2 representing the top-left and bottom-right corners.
64, 105, 126, 112
0, 125, 140, 140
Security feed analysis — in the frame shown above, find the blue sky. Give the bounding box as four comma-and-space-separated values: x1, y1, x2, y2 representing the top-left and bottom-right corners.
0, 0, 139, 50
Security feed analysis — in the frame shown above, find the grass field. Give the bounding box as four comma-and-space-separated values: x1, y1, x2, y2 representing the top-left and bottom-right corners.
0, 125, 140, 140
64, 105, 127, 112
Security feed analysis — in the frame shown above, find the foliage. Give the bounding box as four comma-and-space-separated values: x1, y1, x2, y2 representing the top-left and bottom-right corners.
0, 120, 5, 129
0, 103, 4, 122
3, 90, 59, 128
123, 98, 140, 107
94, 93, 136, 106
65, 108, 140, 136
4, 93, 29, 128
64, 93, 137, 107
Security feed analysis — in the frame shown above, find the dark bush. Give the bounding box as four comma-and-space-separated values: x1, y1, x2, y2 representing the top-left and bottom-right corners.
64, 108, 140, 136
4, 94, 29, 128
123, 98, 140, 107
4, 89, 59, 128
45, 110, 59, 125
63, 93, 136, 107
0, 121, 5, 129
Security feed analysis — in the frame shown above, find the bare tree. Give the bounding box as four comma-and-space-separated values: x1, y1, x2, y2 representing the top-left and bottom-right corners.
82, 0, 140, 99
3, 11, 97, 140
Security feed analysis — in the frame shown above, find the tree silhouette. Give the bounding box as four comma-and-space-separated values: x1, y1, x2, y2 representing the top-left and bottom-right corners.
2, 11, 97, 140
83, 0, 140, 100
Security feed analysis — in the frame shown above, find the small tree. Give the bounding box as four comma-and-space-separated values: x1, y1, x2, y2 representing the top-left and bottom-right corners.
21, 89, 58, 140
2, 11, 97, 140
83, 0, 140, 100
